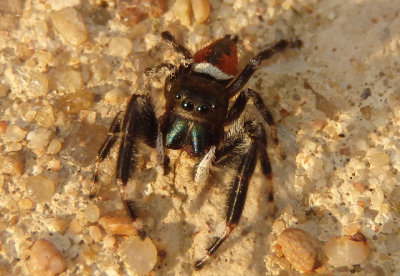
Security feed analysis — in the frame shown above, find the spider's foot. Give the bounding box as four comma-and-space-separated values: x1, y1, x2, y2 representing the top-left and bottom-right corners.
137, 228, 147, 240
131, 217, 147, 240
290, 39, 303, 49
194, 255, 209, 270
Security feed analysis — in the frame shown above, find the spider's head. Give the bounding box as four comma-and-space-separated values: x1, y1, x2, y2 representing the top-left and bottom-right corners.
165, 74, 229, 124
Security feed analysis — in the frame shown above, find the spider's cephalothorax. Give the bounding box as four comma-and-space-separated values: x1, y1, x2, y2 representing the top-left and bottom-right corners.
92, 31, 302, 270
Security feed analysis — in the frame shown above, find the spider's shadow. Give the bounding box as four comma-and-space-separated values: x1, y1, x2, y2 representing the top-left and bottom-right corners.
138, 190, 196, 274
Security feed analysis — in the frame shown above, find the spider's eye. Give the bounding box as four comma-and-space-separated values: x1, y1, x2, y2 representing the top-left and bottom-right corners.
181, 100, 194, 111
196, 104, 210, 113
211, 103, 219, 110
175, 93, 182, 100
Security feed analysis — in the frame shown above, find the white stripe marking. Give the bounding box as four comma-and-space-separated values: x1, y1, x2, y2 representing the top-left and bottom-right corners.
193, 63, 234, 80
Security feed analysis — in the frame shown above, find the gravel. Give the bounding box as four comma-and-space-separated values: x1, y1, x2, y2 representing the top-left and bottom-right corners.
1, 0, 399, 275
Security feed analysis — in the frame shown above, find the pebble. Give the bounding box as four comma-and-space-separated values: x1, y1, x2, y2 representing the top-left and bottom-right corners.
172, 0, 191, 26
117, 0, 167, 26
353, 182, 365, 193
58, 90, 93, 114
25, 175, 56, 203
35, 104, 56, 128
148, 0, 168, 18
90, 5, 111, 26
34, 21, 48, 37
92, 59, 111, 82
17, 102, 37, 123
4, 124, 26, 142
16, 42, 34, 61
0, 153, 24, 176
88, 225, 102, 242
5, 142, 22, 152
47, 159, 62, 172
26, 127, 53, 153
28, 50, 53, 73
78, 110, 96, 124
367, 149, 389, 169
18, 198, 33, 210
355, 139, 367, 151
0, 84, 9, 97
311, 119, 326, 131
46, 139, 62, 155
98, 214, 138, 236
104, 87, 128, 105
28, 72, 49, 96
28, 239, 67, 276
51, 111, 67, 133
106, 37, 133, 58
84, 203, 100, 223
0, 121, 7, 134
119, 235, 158, 275
191, 0, 210, 23
50, 7, 88, 46
45, 217, 70, 234
118, 2, 147, 26
69, 218, 83, 234
50, 69, 83, 92
62, 122, 106, 166
47, 0, 81, 11
103, 235, 116, 249
323, 233, 370, 267
360, 105, 372, 120
276, 228, 319, 272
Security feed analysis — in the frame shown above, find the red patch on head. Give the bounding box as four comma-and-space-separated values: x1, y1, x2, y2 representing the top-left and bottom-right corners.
193, 37, 238, 76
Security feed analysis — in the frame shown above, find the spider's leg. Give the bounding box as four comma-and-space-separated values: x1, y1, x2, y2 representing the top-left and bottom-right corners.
222, 121, 274, 206
144, 63, 177, 78
256, 122, 275, 214
226, 88, 286, 159
116, 94, 158, 220
227, 39, 302, 97
194, 121, 265, 270
161, 31, 192, 61
91, 111, 123, 199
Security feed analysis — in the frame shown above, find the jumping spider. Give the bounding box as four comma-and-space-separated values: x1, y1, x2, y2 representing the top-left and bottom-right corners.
92, 31, 302, 269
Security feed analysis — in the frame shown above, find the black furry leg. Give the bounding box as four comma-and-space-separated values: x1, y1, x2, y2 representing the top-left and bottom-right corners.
161, 31, 192, 61
227, 39, 302, 96
194, 121, 271, 270
116, 94, 158, 220
226, 88, 286, 160
144, 63, 177, 78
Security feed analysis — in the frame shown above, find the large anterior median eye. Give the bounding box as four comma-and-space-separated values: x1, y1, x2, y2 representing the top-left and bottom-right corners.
182, 100, 194, 111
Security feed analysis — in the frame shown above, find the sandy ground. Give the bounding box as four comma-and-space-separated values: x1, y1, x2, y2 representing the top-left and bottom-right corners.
1, 0, 400, 275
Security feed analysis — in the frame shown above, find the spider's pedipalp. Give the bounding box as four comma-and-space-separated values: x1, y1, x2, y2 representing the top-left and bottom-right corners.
194, 145, 216, 183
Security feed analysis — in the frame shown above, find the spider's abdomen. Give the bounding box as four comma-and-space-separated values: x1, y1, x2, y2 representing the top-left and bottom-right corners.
193, 35, 238, 80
